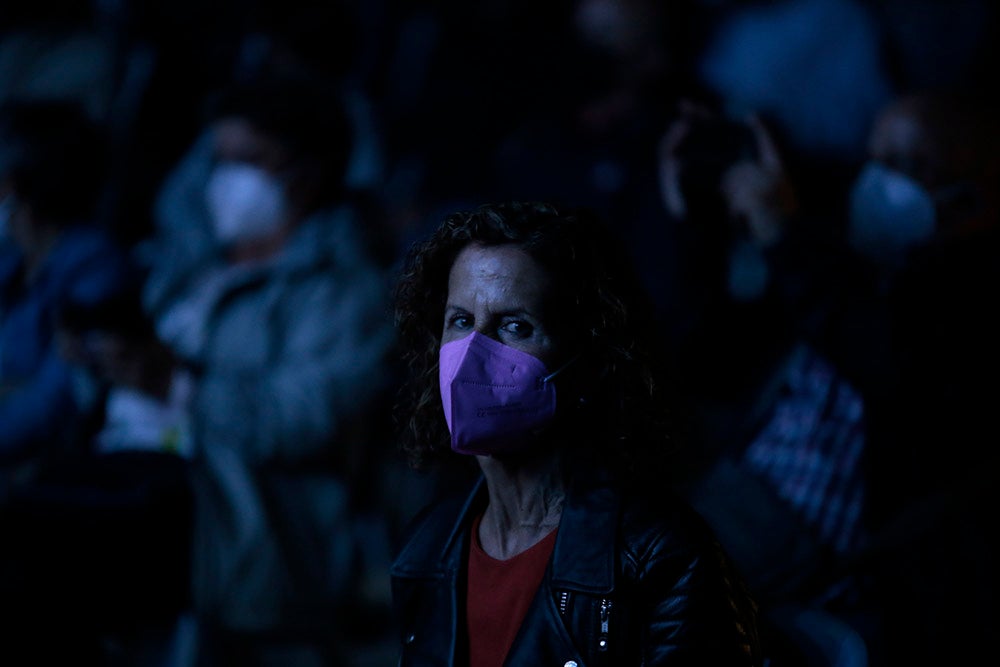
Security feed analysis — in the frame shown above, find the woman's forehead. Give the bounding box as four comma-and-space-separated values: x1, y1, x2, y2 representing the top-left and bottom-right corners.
447, 244, 554, 304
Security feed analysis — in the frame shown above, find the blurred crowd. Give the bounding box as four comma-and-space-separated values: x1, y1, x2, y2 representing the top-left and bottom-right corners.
0, 1, 996, 666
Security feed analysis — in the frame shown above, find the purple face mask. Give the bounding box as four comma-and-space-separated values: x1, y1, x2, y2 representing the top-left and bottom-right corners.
439, 332, 562, 456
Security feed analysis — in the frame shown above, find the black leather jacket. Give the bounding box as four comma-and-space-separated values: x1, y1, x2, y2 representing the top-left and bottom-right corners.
390, 474, 762, 666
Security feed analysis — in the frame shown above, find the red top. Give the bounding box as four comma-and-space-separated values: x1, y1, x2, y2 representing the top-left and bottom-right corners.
466, 512, 559, 667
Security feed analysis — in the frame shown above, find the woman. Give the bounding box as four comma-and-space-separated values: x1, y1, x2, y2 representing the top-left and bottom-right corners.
390, 201, 762, 666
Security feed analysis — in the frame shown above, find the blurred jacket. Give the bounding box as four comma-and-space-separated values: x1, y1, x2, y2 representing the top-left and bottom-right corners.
142, 131, 396, 634
0, 225, 131, 464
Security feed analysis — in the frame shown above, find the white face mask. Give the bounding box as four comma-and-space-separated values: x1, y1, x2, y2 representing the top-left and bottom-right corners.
205, 162, 287, 244
847, 162, 936, 269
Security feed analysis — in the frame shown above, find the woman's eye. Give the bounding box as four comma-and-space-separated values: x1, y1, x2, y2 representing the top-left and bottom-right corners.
500, 320, 534, 338
447, 314, 472, 330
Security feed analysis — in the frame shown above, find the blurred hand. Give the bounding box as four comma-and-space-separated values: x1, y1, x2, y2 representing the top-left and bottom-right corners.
658, 104, 798, 247
657, 100, 714, 220
57, 329, 177, 401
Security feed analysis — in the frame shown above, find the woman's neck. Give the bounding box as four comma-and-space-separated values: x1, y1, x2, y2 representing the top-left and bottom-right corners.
476, 451, 565, 560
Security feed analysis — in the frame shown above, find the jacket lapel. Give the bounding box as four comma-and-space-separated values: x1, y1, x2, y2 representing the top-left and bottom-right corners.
550, 479, 618, 593
392, 476, 621, 667
504, 479, 620, 666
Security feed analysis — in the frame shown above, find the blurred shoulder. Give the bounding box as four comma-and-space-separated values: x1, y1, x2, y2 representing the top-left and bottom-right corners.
616, 484, 741, 579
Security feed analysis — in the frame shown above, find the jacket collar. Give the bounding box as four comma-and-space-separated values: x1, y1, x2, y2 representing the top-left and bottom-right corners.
392, 472, 620, 594
550, 475, 618, 594
390, 475, 483, 578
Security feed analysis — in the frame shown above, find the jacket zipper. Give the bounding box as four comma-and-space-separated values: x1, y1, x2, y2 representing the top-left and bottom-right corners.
597, 598, 612, 652
558, 593, 613, 658
558, 590, 570, 616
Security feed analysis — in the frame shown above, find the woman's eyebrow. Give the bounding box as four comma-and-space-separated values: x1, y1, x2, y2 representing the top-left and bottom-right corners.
497, 308, 533, 318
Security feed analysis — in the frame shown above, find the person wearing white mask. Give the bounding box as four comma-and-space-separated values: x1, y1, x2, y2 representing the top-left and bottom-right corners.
204, 160, 287, 245
704, 88, 1000, 667
845, 161, 937, 271
124, 74, 397, 666
839, 89, 1000, 667
846, 92, 992, 275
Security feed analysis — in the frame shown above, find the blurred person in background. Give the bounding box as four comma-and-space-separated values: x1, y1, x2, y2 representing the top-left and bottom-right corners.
0, 97, 144, 665
4, 287, 193, 667
689, 0, 894, 188
833, 88, 1000, 665
657, 101, 878, 666
489, 0, 684, 306
655, 85, 1000, 666
110, 72, 397, 666
0, 99, 132, 478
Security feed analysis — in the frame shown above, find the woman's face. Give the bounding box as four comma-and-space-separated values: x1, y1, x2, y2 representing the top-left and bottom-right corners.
442, 243, 561, 369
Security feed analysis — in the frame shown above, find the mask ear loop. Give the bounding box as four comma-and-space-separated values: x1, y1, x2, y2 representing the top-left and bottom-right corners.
540, 353, 581, 385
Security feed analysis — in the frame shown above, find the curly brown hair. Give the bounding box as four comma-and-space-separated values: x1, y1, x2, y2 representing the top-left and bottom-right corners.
392, 201, 677, 483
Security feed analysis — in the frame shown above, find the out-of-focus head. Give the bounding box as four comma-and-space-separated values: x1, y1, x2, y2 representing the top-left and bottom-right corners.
848, 90, 999, 267
867, 91, 998, 232
203, 74, 353, 239
394, 201, 672, 474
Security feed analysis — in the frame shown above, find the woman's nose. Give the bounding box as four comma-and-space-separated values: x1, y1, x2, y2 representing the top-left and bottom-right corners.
472, 325, 501, 343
